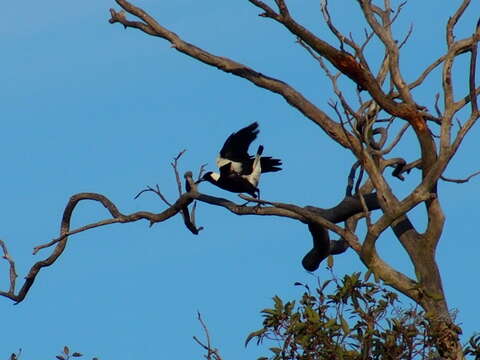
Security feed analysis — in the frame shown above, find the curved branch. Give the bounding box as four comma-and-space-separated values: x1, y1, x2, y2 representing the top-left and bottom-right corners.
108, 0, 440, 225
0, 240, 18, 294
250, 0, 418, 121
441, 170, 480, 184
1, 175, 387, 304
446, 0, 472, 47
108, 1, 359, 152
1, 191, 199, 304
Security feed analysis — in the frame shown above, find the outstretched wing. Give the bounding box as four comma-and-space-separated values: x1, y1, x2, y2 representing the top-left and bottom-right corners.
218, 122, 259, 163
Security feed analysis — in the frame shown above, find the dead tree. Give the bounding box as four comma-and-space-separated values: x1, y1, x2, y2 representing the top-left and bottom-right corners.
0, 1, 478, 358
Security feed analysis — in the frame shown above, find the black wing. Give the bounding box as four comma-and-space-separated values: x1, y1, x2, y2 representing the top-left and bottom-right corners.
219, 162, 234, 177
218, 163, 259, 197
219, 122, 259, 162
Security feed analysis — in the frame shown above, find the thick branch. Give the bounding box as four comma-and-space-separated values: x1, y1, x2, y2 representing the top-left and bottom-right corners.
1, 179, 394, 304
108, 1, 359, 151
252, 0, 438, 197
250, 0, 432, 126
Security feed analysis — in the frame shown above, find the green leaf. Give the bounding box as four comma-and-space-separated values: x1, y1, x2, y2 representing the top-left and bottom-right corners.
325, 318, 336, 328
64, 346, 69, 355
245, 328, 266, 347
285, 301, 295, 314
261, 308, 277, 316
72, 353, 83, 357
320, 279, 332, 291
364, 269, 373, 281
273, 295, 283, 311
340, 315, 350, 334
305, 306, 320, 323
270, 347, 282, 355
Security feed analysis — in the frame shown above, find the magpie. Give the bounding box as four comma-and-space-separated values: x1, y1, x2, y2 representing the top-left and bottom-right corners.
198, 122, 282, 198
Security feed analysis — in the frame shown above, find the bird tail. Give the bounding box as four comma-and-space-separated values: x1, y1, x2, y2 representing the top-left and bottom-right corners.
260, 156, 282, 172
253, 145, 263, 169
257, 145, 264, 156
248, 145, 263, 187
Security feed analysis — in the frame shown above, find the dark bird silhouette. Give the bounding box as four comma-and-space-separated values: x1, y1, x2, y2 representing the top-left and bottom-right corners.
198, 122, 282, 198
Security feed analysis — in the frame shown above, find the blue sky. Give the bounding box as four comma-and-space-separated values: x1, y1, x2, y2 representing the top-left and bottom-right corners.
1, 1, 479, 359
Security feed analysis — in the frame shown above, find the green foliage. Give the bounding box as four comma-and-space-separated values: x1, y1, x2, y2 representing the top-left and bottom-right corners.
8, 346, 97, 360
246, 272, 451, 360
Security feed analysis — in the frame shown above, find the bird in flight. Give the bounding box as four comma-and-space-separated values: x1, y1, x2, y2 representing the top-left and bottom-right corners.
198, 122, 282, 198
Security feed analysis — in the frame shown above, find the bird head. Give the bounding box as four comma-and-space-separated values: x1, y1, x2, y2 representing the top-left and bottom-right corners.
196, 171, 219, 184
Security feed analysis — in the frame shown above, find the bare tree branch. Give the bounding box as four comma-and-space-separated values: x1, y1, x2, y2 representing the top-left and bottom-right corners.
134, 184, 171, 206
358, 0, 414, 105
446, 0, 472, 47
441, 170, 480, 184
469, 23, 479, 114
320, 0, 370, 69
248, 0, 279, 19
171, 149, 187, 197
376, 123, 410, 155
108, 0, 359, 152
3, 169, 403, 304
0, 240, 18, 295
193, 312, 223, 360
408, 55, 446, 91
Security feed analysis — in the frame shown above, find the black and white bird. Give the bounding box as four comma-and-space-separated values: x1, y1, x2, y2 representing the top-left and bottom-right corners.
198, 122, 282, 198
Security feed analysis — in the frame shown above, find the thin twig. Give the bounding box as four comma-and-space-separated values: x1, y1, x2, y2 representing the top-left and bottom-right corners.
197, 163, 208, 182
358, 192, 372, 230
346, 161, 362, 196
359, 29, 375, 56
171, 149, 187, 197
469, 27, 479, 114
446, 0, 472, 47
441, 170, 480, 184
398, 23, 414, 49
0, 240, 18, 294
408, 55, 447, 92
434, 93, 442, 117
193, 312, 223, 360
376, 123, 410, 155
134, 185, 172, 206
33, 217, 126, 254
248, 0, 279, 18
299, 37, 362, 136
355, 167, 365, 195
181, 171, 203, 234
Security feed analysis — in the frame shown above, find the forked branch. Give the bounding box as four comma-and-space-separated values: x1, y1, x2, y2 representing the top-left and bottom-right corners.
1, 163, 396, 305
193, 312, 223, 360
108, 0, 357, 151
